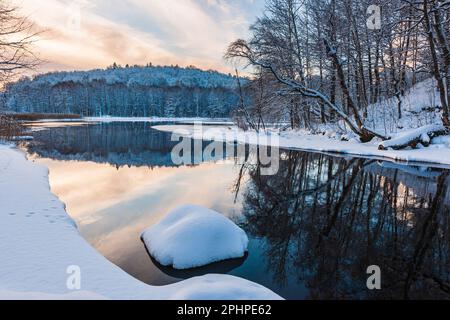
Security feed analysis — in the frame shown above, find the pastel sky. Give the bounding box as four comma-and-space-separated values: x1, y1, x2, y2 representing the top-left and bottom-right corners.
13, 0, 265, 74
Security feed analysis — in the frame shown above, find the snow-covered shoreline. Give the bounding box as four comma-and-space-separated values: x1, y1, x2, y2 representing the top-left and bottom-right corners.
24, 117, 234, 125
153, 124, 450, 168
83, 116, 234, 125
0, 144, 281, 300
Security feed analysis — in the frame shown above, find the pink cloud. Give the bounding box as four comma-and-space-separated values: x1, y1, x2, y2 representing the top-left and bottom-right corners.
12, 0, 262, 74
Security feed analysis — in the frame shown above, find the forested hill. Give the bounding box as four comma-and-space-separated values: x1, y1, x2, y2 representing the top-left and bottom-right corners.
4, 65, 242, 117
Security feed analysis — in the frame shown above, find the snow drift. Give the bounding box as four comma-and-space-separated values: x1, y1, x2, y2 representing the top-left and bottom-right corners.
166, 275, 283, 300
141, 205, 249, 269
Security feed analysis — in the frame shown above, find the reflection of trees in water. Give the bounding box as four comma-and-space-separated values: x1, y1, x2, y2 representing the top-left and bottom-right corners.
27, 122, 229, 168
237, 150, 450, 299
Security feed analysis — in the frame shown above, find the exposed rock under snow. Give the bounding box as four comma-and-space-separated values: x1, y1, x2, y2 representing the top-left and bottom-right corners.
0, 144, 281, 300
141, 205, 249, 270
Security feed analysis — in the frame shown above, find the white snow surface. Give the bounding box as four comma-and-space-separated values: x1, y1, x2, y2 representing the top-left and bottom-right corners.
365, 78, 442, 135
141, 205, 249, 270
379, 124, 445, 149
151, 77, 450, 166
83, 116, 233, 125
0, 144, 282, 300
153, 123, 450, 167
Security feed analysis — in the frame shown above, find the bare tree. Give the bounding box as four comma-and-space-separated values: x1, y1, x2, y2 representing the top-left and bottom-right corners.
0, 0, 40, 138
226, 0, 450, 146
226, 36, 388, 142
0, 1, 40, 86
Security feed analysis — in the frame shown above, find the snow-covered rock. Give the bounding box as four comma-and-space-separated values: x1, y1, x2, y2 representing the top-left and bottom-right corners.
0, 144, 281, 300
141, 205, 249, 269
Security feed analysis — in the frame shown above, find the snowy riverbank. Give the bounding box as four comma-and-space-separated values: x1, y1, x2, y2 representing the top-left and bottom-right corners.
83, 116, 234, 125
153, 124, 450, 168
146, 78, 450, 168
0, 144, 281, 300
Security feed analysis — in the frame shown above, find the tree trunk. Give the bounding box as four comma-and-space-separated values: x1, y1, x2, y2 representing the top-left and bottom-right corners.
423, 0, 450, 127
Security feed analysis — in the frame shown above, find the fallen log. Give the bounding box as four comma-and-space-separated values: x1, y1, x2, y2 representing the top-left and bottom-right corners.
361, 126, 390, 142
378, 125, 449, 150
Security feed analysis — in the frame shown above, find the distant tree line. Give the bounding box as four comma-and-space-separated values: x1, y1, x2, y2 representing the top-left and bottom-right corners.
4, 65, 243, 117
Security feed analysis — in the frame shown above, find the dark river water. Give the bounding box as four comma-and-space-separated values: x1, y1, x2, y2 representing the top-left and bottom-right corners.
23, 121, 450, 300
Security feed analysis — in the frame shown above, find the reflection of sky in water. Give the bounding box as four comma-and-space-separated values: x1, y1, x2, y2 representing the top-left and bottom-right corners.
42, 159, 241, 223
26, 122, 450, 300
35, 157, 252, 286
35, 154, 307, 298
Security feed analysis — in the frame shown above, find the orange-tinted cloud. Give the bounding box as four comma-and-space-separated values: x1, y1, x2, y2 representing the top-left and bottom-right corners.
12, 0, 264, 74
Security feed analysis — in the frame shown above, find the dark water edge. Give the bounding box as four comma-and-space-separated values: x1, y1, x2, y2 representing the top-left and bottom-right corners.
23, 121, 450, 300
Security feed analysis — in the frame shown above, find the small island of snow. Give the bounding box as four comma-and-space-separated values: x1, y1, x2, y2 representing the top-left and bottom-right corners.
141, 205, 249, 270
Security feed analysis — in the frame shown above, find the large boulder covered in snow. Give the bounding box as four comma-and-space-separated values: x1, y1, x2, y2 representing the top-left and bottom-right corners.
141, 205, 249, 269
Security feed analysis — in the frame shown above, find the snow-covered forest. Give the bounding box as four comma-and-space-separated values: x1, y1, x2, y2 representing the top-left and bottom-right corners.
4, 65, 241, 117
227, 0, 450, 148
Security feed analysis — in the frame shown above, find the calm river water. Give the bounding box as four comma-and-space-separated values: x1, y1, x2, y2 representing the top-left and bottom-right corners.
23, 121, 450, 300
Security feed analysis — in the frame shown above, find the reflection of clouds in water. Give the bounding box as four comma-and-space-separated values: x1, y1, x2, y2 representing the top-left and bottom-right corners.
41, 158, 240, 218
26, 121, 450, 298
41, 159, 178, 219
36, 157, 243, 260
